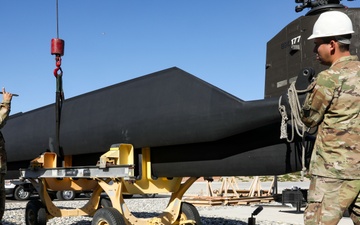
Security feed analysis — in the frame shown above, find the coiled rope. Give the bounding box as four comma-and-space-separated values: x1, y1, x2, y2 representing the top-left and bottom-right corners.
278, 82, 313, 181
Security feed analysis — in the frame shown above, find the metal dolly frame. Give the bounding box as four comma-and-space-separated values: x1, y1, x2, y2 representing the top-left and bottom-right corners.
20, 143, 200, 225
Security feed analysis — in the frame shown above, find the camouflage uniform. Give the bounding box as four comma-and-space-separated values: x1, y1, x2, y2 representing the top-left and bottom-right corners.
301, 55, 360, 224
0, 99, 11, 221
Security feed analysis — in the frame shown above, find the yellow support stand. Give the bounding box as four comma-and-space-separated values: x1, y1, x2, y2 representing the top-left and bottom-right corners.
22, 143, 200, 225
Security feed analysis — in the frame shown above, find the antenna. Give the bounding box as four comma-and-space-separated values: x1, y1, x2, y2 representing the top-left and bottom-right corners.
295, 0, 347, 13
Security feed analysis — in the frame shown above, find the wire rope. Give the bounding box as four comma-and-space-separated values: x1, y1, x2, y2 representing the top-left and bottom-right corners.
56, 0, 59, 38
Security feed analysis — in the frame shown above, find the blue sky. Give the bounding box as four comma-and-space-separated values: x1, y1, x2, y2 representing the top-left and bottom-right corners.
1, 1, 359, 114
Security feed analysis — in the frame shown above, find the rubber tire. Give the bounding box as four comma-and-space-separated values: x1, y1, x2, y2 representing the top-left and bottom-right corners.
100, 197, 112, 208
56, 190, 76, 200
180, 202, 202, 225
14, 185, 31, 200
92, 208, 126, 225
25, 200, 46, 225
37, 208, 48, 225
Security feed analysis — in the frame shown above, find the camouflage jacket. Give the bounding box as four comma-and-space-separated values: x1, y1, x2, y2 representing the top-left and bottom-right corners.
0, 100, 10, 130
301, 55, 360, 179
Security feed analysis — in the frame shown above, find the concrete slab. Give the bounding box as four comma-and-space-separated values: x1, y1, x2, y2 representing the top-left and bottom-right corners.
186, 180, 353, 224
197, 204, 352, 224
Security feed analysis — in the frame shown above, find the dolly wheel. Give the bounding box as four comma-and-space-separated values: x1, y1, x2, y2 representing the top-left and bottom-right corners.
56, 190, 76, 200
99, 197, 112, 208
25, 200, 47, 225
37, 208, 48, 225
179, 202, 201, 225
92, 208, 126, 225
14, 185, 31, 200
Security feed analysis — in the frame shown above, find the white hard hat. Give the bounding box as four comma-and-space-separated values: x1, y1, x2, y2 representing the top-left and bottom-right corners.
308, 11, 354, 42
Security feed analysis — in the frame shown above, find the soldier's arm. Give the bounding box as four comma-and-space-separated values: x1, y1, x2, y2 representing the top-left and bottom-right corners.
0, 88, 12, 128
0, 102, 10, 127
0, 107, 9, 128
300, 73, 337, 128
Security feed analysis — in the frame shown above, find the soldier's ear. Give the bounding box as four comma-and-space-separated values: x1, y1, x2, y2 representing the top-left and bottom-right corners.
331, 40, 339, 48
329, 40, 337, 54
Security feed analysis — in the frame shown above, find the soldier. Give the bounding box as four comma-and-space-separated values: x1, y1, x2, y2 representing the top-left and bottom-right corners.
0, 88, 13, 221
301, 10, 360, 224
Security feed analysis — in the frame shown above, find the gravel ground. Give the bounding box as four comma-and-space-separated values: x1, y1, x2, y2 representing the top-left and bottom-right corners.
2, 197, 300, 225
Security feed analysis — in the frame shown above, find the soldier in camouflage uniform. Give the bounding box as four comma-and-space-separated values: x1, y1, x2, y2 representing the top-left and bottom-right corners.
0, 88, 13, 221
301, 11, 360, 225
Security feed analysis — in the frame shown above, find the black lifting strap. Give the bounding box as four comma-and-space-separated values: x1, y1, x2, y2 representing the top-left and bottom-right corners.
55, 69, 65, 161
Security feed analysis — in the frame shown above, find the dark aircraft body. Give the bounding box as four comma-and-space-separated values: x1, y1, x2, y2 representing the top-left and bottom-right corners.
3, 2, 359, 179
4, 67, 307, 179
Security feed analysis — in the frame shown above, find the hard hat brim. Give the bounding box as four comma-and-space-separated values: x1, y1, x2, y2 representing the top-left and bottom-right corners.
308, 30, 354, 40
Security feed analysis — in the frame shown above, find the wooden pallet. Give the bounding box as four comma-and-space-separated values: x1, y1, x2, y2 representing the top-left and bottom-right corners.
183, 176, 277, 206
183, 195, 275, 206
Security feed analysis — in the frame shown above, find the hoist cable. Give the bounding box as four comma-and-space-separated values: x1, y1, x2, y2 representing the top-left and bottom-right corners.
56, 0, 59, 38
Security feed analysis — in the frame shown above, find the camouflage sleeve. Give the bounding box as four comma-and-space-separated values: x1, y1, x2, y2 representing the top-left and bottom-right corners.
300, 73, 339, 128
0, 102, 10, 129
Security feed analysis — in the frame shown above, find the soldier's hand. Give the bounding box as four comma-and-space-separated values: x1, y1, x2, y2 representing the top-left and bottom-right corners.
2, 87, 13, 103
